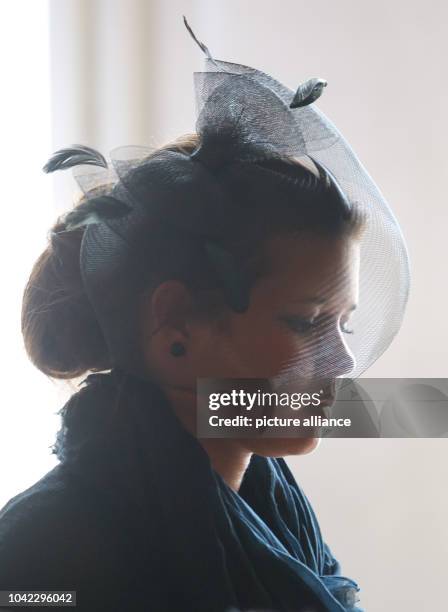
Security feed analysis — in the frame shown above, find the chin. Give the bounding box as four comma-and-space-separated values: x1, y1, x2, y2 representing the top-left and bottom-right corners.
242, 436, 321, 457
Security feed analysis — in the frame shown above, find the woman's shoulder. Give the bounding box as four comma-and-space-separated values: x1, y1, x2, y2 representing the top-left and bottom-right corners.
0, 465, 94, 575
0, 463, 100, 542
0, 464, 79, 550
0, 463, 136, 607
1, 463, 73, 518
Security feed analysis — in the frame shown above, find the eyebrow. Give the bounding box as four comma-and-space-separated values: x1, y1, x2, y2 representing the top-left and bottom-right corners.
297, 296, 327, 305
294, 297, 358, 311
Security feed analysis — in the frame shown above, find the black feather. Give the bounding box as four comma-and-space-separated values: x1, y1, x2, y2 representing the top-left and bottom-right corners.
43, 145, 108, 174
204, 241, 250, 313
290, 78, 327, 109
64, 196, 132, 231
183, 16, 214, 62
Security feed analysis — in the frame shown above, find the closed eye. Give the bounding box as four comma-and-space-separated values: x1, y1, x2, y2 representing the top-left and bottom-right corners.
279, 314, 355, 335
285, 316, 318, 333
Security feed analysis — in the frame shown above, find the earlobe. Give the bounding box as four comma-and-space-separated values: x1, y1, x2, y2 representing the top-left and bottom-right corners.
141, 281, 192, 381
170, 342, 187, 357
150, 280, 192, 340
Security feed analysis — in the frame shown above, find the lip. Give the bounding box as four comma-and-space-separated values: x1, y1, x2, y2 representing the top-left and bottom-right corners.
320, 395, 335, 406
320, 404, 332, 419
299, 400, 333, 420
318, 396, 335, 419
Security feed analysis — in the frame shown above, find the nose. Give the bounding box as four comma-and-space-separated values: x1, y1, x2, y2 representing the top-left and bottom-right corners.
312, 324, 356, 378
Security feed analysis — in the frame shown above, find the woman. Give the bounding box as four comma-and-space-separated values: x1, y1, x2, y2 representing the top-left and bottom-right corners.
0, 21, 409, 612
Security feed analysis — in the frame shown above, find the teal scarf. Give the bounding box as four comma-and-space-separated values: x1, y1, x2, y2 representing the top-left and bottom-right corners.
53, 368, 363, 611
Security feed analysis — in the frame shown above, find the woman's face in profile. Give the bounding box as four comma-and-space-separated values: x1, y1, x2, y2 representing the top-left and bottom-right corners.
213, 232, 359, 380
146, 230, 360, 456
206, 231, 360, 456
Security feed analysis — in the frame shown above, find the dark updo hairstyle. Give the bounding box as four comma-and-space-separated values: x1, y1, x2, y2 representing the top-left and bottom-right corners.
22, 133, 364, 382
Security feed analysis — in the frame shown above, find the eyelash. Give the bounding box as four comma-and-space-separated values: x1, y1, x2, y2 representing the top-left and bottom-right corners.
282, 315, 354, 335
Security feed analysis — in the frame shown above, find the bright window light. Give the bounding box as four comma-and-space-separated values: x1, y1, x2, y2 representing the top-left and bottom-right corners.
0, 1, 64, 507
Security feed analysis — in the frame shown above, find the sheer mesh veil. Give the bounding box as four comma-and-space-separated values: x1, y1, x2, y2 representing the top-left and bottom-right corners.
43, 18, 410, 385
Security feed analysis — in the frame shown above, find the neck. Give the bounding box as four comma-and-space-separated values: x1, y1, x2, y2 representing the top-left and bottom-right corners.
200, 438, 252, 492
164, 386, 252, 492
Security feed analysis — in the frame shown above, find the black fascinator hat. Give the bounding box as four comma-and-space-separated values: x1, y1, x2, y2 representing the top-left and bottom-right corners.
43, 18, 410, 382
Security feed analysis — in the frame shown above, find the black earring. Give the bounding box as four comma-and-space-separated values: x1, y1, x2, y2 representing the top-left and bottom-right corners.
170, 342, 186, 357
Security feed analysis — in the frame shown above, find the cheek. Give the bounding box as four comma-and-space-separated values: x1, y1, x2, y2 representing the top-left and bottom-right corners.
223, 314, 303, 378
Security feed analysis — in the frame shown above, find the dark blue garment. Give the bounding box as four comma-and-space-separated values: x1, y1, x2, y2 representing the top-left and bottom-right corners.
0, 369, 362, 611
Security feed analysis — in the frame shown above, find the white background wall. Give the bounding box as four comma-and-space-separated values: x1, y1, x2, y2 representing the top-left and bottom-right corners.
0, 0, 62, 517
1, 1, 447, 610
